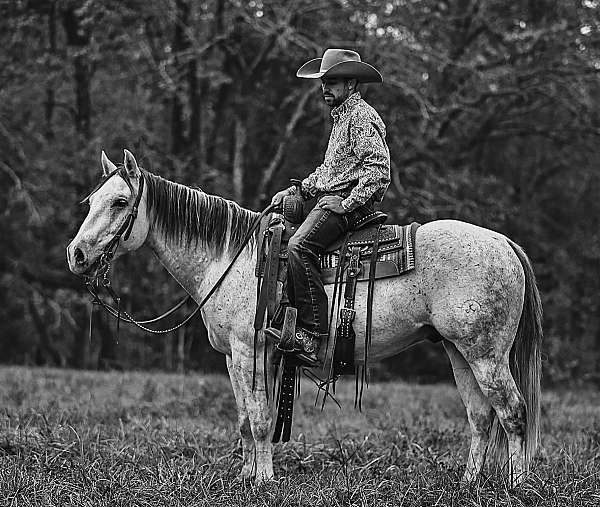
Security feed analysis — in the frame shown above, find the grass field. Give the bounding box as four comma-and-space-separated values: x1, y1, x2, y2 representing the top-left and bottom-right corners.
0, 366, 598, 506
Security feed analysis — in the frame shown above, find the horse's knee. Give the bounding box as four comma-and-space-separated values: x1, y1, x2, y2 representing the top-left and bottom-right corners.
250, 415, 272, 442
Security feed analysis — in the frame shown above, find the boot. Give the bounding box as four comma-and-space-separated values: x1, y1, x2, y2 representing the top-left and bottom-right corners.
264, 326, 323, 367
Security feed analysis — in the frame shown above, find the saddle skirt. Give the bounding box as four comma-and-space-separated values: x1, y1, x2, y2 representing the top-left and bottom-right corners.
255, 215, 419, 285
320, 223, 419, 285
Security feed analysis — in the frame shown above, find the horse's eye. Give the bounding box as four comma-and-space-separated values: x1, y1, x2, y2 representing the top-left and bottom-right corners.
112, 199, 128, 208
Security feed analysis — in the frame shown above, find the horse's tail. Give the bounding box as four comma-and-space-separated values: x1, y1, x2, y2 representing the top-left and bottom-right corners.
486, 239, 543, 472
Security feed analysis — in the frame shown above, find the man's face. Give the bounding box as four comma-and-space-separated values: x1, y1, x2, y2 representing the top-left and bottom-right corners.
321, 77, 356, 108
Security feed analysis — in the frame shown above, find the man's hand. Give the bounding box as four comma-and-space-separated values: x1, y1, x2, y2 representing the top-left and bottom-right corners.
271, 189, 290, 207
318, 195, 346, 214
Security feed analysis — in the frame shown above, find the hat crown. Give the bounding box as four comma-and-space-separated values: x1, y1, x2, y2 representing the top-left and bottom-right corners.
320, 49, 361, 72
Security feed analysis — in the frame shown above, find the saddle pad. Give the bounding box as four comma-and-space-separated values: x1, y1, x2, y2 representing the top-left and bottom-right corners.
320, 223, 418, 285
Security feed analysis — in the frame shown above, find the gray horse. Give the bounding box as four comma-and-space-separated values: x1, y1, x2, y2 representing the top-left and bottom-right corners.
67, 150, 542, 486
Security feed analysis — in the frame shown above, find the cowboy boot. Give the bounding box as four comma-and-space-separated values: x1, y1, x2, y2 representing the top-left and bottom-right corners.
265, 327, 323, 367
265, 308, 324, 367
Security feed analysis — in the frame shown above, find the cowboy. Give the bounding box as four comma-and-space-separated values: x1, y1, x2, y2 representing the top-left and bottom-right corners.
268, 48, 390, 365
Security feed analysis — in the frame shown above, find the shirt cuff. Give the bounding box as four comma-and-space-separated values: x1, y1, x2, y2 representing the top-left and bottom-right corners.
340, 198, 356, 212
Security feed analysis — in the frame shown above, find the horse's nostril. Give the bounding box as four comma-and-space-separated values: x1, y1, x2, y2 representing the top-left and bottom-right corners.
74, 247, 86, 265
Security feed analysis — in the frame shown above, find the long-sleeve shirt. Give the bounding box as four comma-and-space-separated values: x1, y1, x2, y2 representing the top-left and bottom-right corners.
300, 92, 390, 212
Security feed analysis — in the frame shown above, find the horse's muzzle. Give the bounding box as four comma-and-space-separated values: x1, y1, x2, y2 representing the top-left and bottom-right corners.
67, 241, 90, 275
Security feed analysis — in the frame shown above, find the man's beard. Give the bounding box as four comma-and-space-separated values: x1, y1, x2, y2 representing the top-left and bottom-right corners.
324, 92, 349, 108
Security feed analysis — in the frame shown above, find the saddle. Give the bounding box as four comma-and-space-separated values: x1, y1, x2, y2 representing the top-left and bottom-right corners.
254, 196, 419, 443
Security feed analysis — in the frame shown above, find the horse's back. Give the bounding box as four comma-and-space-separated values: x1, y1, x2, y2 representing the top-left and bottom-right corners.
414, 219, 517, 268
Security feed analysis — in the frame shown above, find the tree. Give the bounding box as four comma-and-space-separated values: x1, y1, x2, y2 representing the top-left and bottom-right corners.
0, 0, 598, 384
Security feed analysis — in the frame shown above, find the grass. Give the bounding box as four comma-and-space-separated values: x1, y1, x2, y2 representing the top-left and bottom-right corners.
0, 366, 598, 506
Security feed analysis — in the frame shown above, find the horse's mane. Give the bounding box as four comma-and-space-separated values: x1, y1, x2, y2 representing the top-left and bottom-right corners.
143, 171, 259, 254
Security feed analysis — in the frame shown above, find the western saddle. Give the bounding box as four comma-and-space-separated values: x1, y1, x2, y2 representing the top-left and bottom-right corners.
254, 190, 420, 443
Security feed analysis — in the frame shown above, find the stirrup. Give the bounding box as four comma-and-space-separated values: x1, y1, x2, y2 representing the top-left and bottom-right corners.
264, 327, 322, 367
265, 307, 323, 367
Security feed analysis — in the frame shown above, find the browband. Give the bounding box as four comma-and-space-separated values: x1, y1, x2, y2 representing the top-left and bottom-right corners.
78, 166, 134, 205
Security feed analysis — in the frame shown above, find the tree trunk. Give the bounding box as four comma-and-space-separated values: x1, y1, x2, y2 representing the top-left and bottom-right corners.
206, 82, 231, 167
177, 328, 185, 373
61, 5, 92, 138
232, 114, 247, 202
96, 312, 117, 370
71, 303, 92, 369
171, 0, 190, 155
45, 2, 57, 139
254, 85, 316, 207
28, 296, 63, 366
188, 57, 200, 157
73, 55, 92, 137
164, 333, 174, 371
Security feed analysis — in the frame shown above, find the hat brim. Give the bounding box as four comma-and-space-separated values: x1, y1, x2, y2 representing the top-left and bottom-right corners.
296, 58, 383, 83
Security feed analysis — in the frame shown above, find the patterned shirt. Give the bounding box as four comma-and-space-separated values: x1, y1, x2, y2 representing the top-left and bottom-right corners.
299, 92, 390, 212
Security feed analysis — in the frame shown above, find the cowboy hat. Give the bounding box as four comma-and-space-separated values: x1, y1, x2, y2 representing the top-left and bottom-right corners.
296, 48, 383, 83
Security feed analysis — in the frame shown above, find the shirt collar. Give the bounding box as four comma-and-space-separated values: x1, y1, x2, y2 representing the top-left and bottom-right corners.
331, 92, 362, 120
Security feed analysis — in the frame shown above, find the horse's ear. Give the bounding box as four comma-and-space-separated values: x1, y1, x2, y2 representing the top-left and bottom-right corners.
123, 149, 140, 179
101, 150, 117, 176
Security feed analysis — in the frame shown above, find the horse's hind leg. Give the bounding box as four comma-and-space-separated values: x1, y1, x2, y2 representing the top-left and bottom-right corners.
460, 349, 527, 485
444, 341, 494, 483
226, 355, 255, 480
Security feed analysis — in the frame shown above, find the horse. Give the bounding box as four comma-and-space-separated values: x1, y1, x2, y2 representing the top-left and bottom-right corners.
67, 149, 542, 486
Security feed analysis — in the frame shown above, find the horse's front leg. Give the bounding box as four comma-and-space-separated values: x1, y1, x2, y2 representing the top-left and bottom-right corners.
229, 335, 275, 484
226, 354, 255, 480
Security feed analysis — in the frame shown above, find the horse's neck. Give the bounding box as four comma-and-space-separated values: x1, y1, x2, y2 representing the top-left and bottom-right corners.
141, 175, 260, 316
145, 226, 255, 305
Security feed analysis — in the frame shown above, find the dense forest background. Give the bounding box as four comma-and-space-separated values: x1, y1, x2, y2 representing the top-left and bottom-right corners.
1, 0, 599, 384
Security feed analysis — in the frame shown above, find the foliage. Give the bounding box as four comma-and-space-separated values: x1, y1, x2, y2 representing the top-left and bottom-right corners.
0, 0, 599, 382
0, 366, 599, 505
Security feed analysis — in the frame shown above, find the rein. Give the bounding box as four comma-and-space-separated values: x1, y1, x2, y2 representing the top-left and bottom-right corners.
81, 167, 274, 336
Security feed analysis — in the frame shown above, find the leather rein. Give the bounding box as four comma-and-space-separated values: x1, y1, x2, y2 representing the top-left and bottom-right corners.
80, 166, 273, 336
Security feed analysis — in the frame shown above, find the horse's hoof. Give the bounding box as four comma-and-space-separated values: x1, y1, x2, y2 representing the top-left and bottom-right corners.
460, 472, 478, 485
254, 472, 275, 486
234, 474, 252, 484
232, 465, 255, 484
508, 472, 527, 489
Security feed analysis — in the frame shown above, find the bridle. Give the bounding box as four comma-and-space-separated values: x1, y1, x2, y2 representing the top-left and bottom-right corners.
81, 166, 144, 284
79, 166, 273, 337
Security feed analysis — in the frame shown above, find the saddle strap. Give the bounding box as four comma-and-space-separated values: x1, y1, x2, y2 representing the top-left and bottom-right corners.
253, 219, 284, 330
254, 273, 269, 331
333, 246, 361, 376
272, 358, 296, 443
364, 224, 382, 379
266, 223, 283, 318
254, 215, 270, 277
